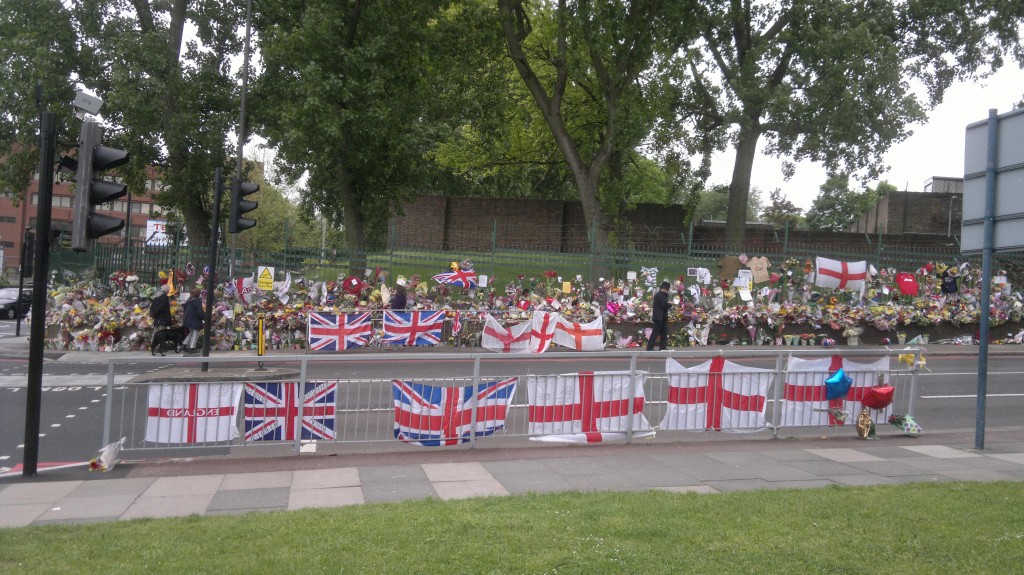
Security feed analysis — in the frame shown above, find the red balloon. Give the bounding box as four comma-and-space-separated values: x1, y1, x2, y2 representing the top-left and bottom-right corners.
862, 385, 895, 409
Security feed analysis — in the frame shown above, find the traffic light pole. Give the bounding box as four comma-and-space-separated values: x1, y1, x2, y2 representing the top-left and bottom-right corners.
23, 111, 56, 477
200, 168, 224, 372
15, 227, 30, 337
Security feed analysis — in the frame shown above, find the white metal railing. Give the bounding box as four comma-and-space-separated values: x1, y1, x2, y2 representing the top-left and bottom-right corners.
102, 348, 923, 454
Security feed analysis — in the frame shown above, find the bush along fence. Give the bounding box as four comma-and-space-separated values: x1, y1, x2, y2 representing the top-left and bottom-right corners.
39, 238, 1024, 352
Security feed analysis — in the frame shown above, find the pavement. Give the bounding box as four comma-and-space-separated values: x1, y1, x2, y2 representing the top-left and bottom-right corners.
1, 331, 1023, 529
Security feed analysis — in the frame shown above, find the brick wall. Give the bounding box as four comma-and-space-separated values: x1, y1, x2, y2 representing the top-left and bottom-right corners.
390, 195, 960, 253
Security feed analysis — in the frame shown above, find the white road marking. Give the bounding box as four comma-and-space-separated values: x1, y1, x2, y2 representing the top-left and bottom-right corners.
921, 393, 1024, 399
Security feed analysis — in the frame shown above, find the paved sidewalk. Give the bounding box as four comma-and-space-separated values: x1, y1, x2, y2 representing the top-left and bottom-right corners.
2, 431, 1023, 529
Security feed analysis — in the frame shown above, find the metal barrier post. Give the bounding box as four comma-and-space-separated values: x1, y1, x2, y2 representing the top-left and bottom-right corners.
293, 357, 309, 453
468, 356, 481, 449
770, 351, 785, 439
102, 358, 115, 447
256, 314, 265, 371
625, 353, 638, 443
907, 351, 920, 417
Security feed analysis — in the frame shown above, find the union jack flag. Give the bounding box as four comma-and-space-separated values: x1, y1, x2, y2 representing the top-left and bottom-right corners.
307, 312, 372, 351
392, 378, 518, 446
382, 310, 445, 346
244, 381, 336, 441
432, 269, 478, 289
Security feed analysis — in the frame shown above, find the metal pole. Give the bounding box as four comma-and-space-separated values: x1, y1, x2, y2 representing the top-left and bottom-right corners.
201, 168, 225, 371
125, 187, 132, 268
23, 111, 56, 477
15, 226, 30, 337
230, 0, 253, 278
975, 109, 998, 450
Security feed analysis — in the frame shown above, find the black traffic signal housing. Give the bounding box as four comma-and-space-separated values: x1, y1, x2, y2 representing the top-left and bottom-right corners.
71, 121, 130, 251
228, 176, 258, 233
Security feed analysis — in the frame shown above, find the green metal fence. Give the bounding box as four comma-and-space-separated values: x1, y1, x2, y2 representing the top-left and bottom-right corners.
47, 232, 1024, 289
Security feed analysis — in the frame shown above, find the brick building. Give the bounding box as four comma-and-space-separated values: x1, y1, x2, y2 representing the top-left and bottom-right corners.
849, 177, 963, 236
0, 169, 166, 279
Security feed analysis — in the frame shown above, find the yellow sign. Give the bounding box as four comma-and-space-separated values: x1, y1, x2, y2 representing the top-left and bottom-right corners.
257, 266, 275, 291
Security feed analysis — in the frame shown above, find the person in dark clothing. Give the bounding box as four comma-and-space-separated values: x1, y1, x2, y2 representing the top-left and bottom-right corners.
149, 284, 172, 328
390, 284, 407, 310
182, 289, 205, 353
646, 280, 673, 351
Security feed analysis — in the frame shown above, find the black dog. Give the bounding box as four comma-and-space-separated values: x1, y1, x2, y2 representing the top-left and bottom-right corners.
151, 326, 188, 356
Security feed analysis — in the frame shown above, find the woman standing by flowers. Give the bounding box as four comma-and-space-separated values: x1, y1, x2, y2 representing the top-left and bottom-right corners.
182, 289, 204, 353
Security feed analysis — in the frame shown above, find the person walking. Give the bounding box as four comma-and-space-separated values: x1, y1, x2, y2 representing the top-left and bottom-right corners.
149, 284, 172, 328
646, 280, 672, 351
390, 284, 407, 310
182, 289, 205, 353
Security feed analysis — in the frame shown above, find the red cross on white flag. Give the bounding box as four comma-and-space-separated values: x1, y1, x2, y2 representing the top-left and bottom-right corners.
552, 316, 604, 351
814, 257, 868, 290
529, 311, 558, 353
526, 371, 653, 443
481, 315, 532, 353
659, 357, 772, 431
146, 383, 243, 444
781, 355, 892, 427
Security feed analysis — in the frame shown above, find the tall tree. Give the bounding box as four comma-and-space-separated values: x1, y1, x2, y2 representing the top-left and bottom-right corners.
76, 0, 247, 248
691, 0, 1023, 247
496, 0, 698, 261
253, 0, 447, 273
0, 0, 78, 201
804, 174, 882, 231
760, 188, 802, 229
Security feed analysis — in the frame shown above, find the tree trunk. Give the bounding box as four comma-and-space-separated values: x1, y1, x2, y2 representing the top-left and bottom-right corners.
725, 121, 761, 248
335, 155, 366, 278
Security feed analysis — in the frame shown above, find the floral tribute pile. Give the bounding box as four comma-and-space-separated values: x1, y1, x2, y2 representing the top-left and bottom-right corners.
38, 254, 1024, 352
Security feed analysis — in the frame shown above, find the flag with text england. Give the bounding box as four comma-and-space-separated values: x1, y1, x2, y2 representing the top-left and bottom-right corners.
659, 357, 771, 431
145, 383, 243, 444
243, 381, 336, 441
392, 378, 518, 446
526, 371, 652, 443
781, 355, 891, 426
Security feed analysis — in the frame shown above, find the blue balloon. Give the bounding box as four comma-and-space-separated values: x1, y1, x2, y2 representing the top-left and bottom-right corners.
825, 369, 853, 400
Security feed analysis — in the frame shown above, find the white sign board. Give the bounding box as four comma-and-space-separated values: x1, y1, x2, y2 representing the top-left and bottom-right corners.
146, 220, 169, 246
962, 108, 1024, 254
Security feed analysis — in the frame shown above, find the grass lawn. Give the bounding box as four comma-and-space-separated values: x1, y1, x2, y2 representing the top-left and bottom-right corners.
1, 482, 1021, 574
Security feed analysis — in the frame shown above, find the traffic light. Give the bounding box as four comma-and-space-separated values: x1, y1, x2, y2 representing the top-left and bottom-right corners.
228, 176, 258, 233
72, 121, 130, 251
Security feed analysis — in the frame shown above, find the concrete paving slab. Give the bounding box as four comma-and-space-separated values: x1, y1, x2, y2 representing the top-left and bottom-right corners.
207, 487, 290, 511
0, 503, 51, 528
36, 494, 138, 521
704, 478, 775, 492
292, 467, 360, 490
938, 469, 1016, 482
219, 471, 293, 490
422, 462, 493, 483
288, 486, 363, 509
432, 479, 509, 501
760, 449, 828, 463
900, 445, 984, 459
122, 493, 215, 519
143, 474, 224, 497
899, 458, 975, 472
788, 460, 865, 477
66, 477, 154, 498
988, 453, 1024, 465
360, 464, 435, 503
483, 460, 571, 495
806, 448, 885, 463
655, 485, 720, 495
828, 474, 898, 487
0, 481, 82, 505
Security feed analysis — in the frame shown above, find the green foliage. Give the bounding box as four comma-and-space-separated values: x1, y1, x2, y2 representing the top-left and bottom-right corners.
0, 0, 78, 201
694, 184, 764, 223
760, 188, 804, 229
2, 483, 1023, 573
804, 174, 884, 231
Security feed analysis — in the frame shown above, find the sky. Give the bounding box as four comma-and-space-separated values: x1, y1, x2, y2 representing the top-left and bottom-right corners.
703, 64, 1024, 211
